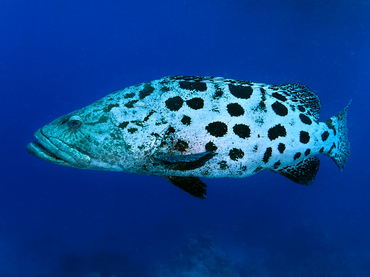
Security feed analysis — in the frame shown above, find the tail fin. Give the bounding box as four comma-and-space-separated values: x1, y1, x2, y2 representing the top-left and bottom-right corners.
324, 101, 351, 171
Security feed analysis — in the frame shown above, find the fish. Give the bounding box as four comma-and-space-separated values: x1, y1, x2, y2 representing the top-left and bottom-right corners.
27, 76, 350, 199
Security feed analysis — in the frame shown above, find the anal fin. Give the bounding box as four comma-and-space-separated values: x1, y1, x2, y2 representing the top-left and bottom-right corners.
275, 156, 320, 186
165, 176, 207, 199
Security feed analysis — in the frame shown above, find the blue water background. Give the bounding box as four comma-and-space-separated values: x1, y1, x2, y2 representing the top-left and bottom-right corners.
1, 0, 369, 276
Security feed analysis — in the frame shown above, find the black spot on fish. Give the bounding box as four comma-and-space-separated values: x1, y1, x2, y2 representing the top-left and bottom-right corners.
268, 124, 287, 140
167, 126, 176, 133
273, 161, 281, 169
260, 88, 267, 101
143, 110, 155, 122
186, 97, 204, 110
151, 132, 160, 138
174, 140, 189, 152
253, 166, 263, 173
160, 86, 170, 93
299, 113, 312, 125
118, 121, 129, 129
321, 131, 329, 141
155, 118, 168, 126
233, 124, 251, 139
253, 145, 258, 152
229, 84, 253, 99
181, 115, 191, 125
258, 101, 266, 111
263, 147, 272, 163
329, 142, 336, 154
131, 120, 144, 127
218, 161, 229, 170
206, 122, 228, 137
95, 116, 108, 124
227, 103, 244, 117
179, 81, 207, 91
125, 100, 138, 108
325, 118, 337, 136
305, 149, 311, 156
124, 92, 135, 99
139, 83, 155, 99
270, 86, 279, 91
271, 101, 288, 116
278, 143, 286, 154
213, 85, 223, 99
300, 131, 310, 144
229, 148, 244, 161
205, 141, 217, 152
110, 132, 119, 140
104, 103, 119, 112
254, 88, 267, 112
128, 127, 138, 134
255, 117, 264, 126
272, 92, 287, 102
294, 152, 301, 160
165, 96, 183, 111
319, 147, 324, 154
298, 105, 305, 112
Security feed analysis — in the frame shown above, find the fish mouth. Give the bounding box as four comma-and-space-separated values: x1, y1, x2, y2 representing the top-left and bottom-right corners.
27, 129, 91, 168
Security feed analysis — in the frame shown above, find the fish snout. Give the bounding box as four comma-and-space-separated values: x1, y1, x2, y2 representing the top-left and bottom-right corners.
27, 129, 91, 168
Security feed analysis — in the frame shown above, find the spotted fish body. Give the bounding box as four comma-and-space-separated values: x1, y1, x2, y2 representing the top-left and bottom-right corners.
27, 76, 350, 199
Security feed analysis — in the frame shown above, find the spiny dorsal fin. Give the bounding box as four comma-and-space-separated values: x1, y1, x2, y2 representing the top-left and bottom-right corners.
275, 156, 320, 186
165, 176, 207, 199
268, 83, 322, 120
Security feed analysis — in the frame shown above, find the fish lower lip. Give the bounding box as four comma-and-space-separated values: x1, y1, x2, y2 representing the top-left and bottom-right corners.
27, 140, 69, 165
28, 129, 91, 168
29, 141, 66, 162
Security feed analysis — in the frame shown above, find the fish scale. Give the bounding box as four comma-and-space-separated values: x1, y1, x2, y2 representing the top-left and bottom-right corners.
27, 76, 350, 199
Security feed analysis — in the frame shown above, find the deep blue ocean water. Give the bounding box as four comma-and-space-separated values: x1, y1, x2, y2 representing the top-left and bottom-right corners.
1, 0, 369, 276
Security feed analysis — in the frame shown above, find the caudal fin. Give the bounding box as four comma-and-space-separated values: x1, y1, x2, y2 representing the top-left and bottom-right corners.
324, 101, 351, 171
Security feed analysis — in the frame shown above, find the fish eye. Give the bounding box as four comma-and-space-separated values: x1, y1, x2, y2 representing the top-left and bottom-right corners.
68, 115, 82, 129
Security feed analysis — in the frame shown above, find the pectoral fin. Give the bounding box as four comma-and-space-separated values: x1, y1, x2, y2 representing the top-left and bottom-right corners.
165, 176, 207, 199
153, 151, 216, 171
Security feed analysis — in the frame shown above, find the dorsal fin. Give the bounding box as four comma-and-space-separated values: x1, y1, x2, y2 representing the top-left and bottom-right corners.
163, 77, 322, 119
162, 77, 322, 120
274, 156, 320, 186
268, 83, 322, 119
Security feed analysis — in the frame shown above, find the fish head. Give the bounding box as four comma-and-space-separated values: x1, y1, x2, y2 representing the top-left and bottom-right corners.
27, 104, 128, 171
